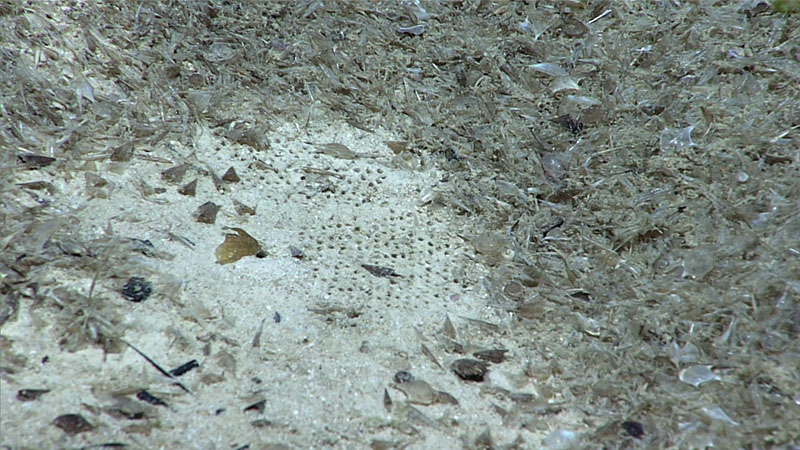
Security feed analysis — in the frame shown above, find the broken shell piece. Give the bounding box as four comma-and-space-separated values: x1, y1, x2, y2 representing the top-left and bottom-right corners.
580, 104, 605, 125
53, 414, 93, 435
117, 392, 161, 412
530, 62, 568, 78
541, 152, 571, 180
383, 388, 392, 412
659, 125, 696, 152
243, 399, 266, 413
681, 245, 715, 280
394, 379, 437, 405
233, 199, 255, 216
316, 142, 357, 160
215, 227, 262, 265
550, 114, 583, 134
384, 141, 408, 154
288, 245, 304, 259
85, 172, 108, 188
638, 100, 665, 116
577, 315, 601, 337
679, 365, 721, 387
361, 264, 400, 278
442, 314, 457, 340
473, 349, 508, 364
110, 142, 134, 161
397, 24, 425, 36
471, 232, 510, 262
503, 280, 525, 301
17, 389, 50, 401
178, 179, 197, 196
161, 163, 189, 183
418, 188, 439, 206
17, 152, 55, 169
195, 201, 220, 224
560, 17, 588, 38
452, 358, 488, 382
516, 300, 545, 320
434, 391, 459, 405
550, 76, 580, 94
222, 166, 240, 183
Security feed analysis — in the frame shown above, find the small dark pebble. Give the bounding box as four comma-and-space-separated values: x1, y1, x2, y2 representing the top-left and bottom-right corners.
121, 277, 152, 302
622, 420, 644, 439
473, 349, 508, 364
53, 414, 93, 435
136, 390, 168, 407
17, 388, 50, 401
451, 358, 488, 382
393, 370, 414, 384
244, 399, 266, 413
170, 359, 199, 377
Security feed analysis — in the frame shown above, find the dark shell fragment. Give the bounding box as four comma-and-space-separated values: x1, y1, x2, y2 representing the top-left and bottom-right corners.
244, 399, 266, 413
473, 349, 508, 364
170, 359, 199, 377
451, 358, 488, 382
361, 264, 400, 278
136, 390, 168, 407
53, 414, 93, 435
222, 166, 240, 182
195, 201, 221, 224
17, 389, 50, 401
178, 179, 197, 196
